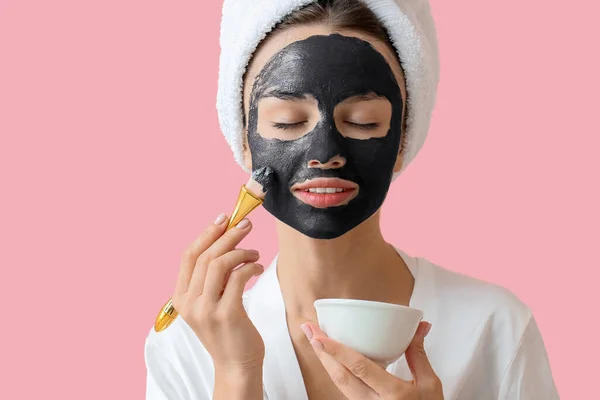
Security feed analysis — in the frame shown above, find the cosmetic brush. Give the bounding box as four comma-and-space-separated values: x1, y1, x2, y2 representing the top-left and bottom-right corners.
154, 167, 274, 333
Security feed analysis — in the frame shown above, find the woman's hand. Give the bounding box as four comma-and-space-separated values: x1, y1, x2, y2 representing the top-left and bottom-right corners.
172, 213, 265, 375
300, 321, 444, 400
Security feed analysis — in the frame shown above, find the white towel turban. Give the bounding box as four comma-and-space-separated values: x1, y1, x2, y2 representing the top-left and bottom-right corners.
216, 0, 440, 179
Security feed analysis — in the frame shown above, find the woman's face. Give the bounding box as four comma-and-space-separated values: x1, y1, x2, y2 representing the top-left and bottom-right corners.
242, 25, 407, 239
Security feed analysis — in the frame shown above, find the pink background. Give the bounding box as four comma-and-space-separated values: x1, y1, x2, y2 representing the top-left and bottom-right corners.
1, 0, 598, 398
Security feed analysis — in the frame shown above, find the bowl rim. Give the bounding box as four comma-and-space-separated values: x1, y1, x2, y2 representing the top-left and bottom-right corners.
314, 298, 424, 315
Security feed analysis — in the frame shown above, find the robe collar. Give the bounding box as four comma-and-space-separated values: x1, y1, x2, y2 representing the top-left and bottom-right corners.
245, 247, 432, 399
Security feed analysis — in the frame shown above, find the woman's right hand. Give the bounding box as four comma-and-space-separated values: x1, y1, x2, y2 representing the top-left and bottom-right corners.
171, 213, 266, 374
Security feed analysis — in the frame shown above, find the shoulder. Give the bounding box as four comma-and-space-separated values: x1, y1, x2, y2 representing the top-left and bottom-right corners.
416, 256, 535, 377
420, 256, 533, 332
415, 257, 560, 397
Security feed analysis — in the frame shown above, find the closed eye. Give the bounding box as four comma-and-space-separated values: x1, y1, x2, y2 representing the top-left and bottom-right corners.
272, 121, 307, 130
345, 121, 380, 131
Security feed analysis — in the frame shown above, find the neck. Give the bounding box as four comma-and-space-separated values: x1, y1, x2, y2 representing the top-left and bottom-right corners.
275, 210, 414, 320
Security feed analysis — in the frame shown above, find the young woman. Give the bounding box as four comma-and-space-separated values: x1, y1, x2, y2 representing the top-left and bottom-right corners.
145, 1, 559, 399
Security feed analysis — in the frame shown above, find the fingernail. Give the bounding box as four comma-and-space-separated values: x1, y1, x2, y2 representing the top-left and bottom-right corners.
214, 213, 226, 225
236, 218, 250, 229
300, 323, 313, 340
254, 264, 264, 275
424, 322, 432, 337
248, 249, 259, 255
310, 339, 324, 351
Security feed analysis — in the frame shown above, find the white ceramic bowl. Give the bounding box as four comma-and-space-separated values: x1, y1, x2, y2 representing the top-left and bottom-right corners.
314, 298, 424, 367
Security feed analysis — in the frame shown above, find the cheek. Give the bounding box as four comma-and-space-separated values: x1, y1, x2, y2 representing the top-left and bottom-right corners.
242, 136, 253, 170
342, 125, 402, 178
348, 141, 397, 170
247, 132, 313, 180
248, 133, 289, 165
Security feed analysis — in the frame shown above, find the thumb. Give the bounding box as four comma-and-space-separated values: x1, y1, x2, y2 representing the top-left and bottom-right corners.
405, 321, 435, 382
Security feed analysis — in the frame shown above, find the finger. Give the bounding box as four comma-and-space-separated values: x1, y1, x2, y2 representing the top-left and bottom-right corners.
310, 339, 378, 400
405, 321, 436, 383
219, 262, 264, 306
306, 322, 401, 396
204, 218, 253, 260
186, 218, 252, 297
202, 251, 261, 300
175, 213, 229, 295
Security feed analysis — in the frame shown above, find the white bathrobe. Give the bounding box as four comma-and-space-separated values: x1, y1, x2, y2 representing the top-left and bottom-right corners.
144, 248, 559, 399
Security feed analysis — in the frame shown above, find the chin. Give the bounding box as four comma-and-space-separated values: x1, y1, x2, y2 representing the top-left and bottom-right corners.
301, 228, 349, 240
292, 217, 364, 240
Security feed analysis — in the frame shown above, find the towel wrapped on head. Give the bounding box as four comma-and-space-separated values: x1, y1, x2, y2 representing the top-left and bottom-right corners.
216, 0, 440, 179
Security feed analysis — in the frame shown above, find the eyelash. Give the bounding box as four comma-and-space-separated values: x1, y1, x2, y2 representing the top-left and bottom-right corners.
272, 121, 380, 131
272, 121, 306, 130
347, 122, 380, 131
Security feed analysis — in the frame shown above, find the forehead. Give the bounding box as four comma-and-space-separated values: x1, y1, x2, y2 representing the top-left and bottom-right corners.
243, 25, 407, 107
251, 34, 400, 103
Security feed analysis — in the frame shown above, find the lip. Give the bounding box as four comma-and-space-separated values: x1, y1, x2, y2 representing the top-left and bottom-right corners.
291, 178, 359, 208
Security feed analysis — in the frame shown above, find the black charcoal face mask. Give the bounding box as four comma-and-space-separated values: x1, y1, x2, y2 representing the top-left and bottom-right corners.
247, 34, 404, 239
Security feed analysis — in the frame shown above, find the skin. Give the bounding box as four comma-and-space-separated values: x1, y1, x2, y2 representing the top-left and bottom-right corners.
171, 216, 266, 400
174, 216, 441, 400
302, 321, 444, 399
173, 24, 443, 400
241, 27, 414, 330
247, 33, 405, 239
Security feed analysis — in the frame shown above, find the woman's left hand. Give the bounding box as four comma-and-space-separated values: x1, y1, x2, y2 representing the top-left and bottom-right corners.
300, 321, 444, 400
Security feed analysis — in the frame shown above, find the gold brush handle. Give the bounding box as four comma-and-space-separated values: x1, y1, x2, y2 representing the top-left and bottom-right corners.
154, 186, 263, 332
154, 298, 178, 332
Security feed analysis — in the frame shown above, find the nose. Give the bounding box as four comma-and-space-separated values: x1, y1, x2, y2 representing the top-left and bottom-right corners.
308, 155, 346, 169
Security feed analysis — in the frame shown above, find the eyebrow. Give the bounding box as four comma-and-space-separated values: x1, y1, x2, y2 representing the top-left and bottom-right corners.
260, 89, 310, 101
341, 92, 386, 104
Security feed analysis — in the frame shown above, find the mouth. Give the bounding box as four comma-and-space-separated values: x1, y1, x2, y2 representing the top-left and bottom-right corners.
291, 178, 359, 208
